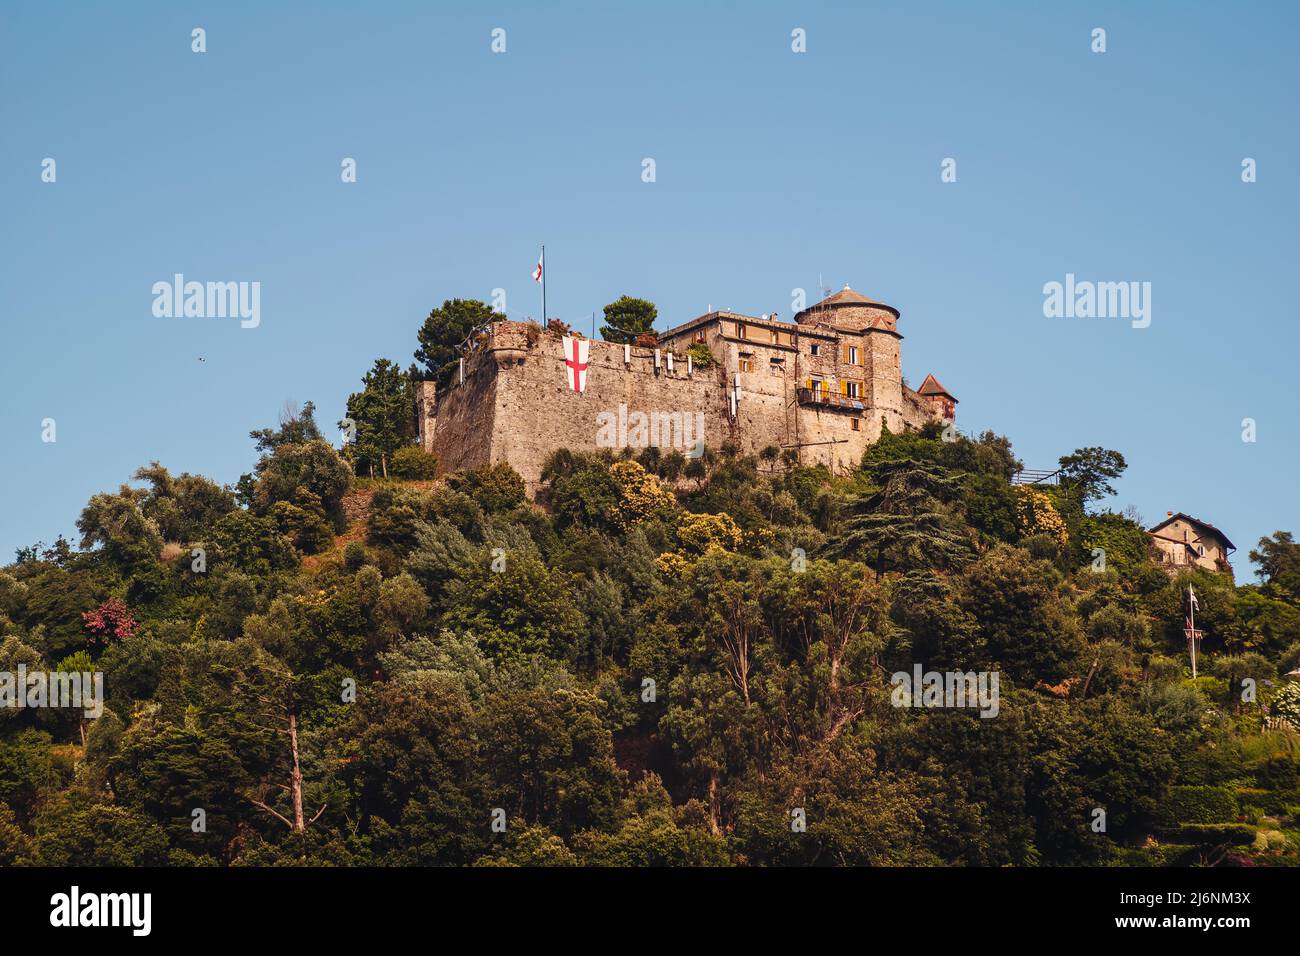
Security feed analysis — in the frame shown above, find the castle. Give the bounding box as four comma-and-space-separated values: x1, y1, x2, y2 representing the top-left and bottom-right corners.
416, 286, 957, 491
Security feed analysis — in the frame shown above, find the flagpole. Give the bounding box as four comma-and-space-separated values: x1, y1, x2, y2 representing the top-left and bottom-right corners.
541, 244, 547, 325
1189, 587, 1198, 679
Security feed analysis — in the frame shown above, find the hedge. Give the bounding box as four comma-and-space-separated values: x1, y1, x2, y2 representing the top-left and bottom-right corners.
1159, 785, 1239, 826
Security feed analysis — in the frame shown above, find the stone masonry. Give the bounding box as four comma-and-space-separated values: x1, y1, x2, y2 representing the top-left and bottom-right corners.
417, 286, 957, 493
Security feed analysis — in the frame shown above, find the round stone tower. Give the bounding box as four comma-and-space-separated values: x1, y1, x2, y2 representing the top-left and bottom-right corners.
796, 285, 905, 434
794, 284, 899, 333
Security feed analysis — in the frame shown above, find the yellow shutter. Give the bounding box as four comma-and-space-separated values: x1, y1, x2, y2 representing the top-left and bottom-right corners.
840, 380, 848, 396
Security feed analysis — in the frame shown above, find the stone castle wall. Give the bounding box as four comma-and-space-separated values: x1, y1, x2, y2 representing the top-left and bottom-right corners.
422, 323, 733, 493
420, 318, 951, 491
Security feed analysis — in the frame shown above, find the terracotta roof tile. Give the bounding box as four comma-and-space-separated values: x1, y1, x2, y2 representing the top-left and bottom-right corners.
815, 285, 884, 308
917, 373, 954, 398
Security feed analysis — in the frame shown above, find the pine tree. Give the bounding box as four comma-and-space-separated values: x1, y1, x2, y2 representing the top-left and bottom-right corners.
343, 359, 415, 478
599, 295, 657, 344
827, 458, 976, 573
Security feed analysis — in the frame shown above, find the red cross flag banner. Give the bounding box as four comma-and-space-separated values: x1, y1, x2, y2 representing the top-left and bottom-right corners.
562, 335, 589, 392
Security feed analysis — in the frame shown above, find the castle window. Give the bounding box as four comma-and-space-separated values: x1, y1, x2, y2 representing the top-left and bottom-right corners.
737, 323, 748, 339
739, 358, 753, 373
810, 344, 820, 356
1197, 545, 1206, 557
851, 418, 860, 431
846, 381, 861, 399
848, 346, 860, 365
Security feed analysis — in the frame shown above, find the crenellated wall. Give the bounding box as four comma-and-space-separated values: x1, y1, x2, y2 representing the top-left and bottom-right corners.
420, 318, 953, 491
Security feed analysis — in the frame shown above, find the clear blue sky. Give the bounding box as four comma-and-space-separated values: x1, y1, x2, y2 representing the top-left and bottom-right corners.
3, 1, 1297, 575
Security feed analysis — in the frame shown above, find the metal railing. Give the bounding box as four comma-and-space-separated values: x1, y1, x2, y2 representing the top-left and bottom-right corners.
795, 386, 864, 411
1011, 468, 1061, 485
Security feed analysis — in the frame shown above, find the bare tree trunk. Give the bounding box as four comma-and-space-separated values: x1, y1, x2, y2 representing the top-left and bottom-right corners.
247, 698, 327, 835
722, 613, 752, 705
381, 453, 388, 479
289, 711, 305, 832
707, 772, 722, 836
1081, 654, 1102, 699
737, 647, 750, 705
823, 707, 862, 745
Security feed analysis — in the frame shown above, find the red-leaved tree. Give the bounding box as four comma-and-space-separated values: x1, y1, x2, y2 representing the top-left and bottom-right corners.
81, 597, 139, 647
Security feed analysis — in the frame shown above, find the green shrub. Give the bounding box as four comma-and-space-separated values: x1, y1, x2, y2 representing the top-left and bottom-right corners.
390, 446, 438, 480
271, 495, 334, 554
1160, 785, 1239, 825
1189, 676, 1228, 700
1158, 823, 1255, 845
343, 541, 368, 571
658, 450, 685, 481
1021, 533, 1060, 562
685, 342, 714, 368
1255, 754, 1300, 789
449, 463, 526, 514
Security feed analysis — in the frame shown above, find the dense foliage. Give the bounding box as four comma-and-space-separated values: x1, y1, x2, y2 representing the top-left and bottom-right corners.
3, 405, 1299, 867
598, 295, 658, 345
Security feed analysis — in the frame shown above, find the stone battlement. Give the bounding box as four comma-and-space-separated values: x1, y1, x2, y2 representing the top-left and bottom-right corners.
418, 288, 956, 491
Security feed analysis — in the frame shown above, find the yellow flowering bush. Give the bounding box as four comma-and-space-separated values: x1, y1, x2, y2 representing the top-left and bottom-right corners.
654, 551, 692, 577
676, 511, 743, 556
608, 459, 677, 530
1015, 487, 1069, 548
657, 510, 742, 576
